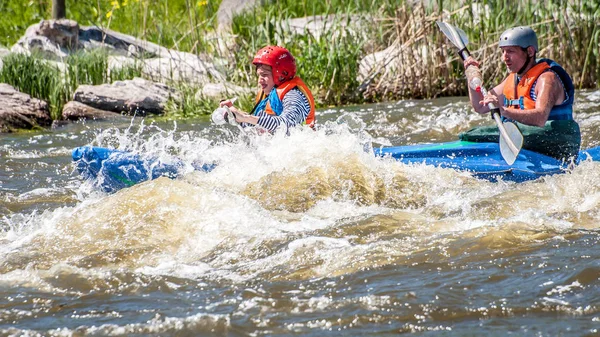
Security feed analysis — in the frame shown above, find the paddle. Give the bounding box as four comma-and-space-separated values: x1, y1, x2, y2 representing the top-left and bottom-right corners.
436, 21, 523, 165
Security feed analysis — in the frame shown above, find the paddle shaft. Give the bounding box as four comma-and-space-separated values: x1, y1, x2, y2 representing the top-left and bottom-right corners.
462, 57, 521, 157
442, 23, 510, 128
478, 86, 521, 155
436, 21, 522, 164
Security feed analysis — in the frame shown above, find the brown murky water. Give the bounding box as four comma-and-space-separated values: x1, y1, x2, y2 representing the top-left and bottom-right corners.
1, 92, 599, 336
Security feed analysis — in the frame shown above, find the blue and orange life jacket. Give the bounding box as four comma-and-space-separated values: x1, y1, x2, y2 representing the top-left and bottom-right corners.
252, 77, 316, 128
502, 58, 574, 120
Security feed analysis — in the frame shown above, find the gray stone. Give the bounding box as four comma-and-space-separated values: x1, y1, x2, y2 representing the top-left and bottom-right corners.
0, 84, 51, 132
217, 0, 263, 32
199, 82, 253, 99
73, 77, 181, 116
287, 14, 368, 40
142, 50, 226, 84
61, 101, 126, 121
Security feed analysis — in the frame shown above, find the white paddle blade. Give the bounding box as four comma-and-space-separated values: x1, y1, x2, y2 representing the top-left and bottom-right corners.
436, 21, 469, 49
498, 121, 524, 165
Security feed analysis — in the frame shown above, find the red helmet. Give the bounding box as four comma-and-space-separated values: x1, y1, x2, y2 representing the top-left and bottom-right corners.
252, 45, 296, 86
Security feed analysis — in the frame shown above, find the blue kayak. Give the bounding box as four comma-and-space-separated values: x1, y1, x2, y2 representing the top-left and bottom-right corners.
375, 141, 600, 182
72, 146, 215, 193
73, 141, 600, 192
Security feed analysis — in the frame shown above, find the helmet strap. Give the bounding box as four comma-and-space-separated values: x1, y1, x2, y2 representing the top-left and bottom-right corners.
517, 48, 535, 75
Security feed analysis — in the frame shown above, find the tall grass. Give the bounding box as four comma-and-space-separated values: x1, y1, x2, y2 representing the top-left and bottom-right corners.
230, 0, 598, 103
0, 0, 222, 53
230, 2, 386, 106
0, 51, 141, 119
0, 53, 64, 118
0, 0, 598, 120
0, 1, 47, 48
433, 0, 600, 92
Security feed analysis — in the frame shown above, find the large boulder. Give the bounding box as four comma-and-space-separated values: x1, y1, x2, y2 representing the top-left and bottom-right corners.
61, 101, 128, 121
72, 77, 181, 116
0, 84, 51, 132
13, 20, 227, 85
217, 0, 263, 32
199, 82, 253, 100
12, 19, 165, 59
287, 14, 369, 40
141, 50, 226, 84
11, 19, 79, 59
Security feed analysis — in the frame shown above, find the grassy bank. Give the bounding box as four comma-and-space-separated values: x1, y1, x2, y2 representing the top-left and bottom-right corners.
0, 0, 598, 119
0, 51, 142, 119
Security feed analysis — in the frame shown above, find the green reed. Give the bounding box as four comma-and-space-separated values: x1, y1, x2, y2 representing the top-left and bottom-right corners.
0, 0, 598, 120
0, 51, 141, 119
163, 82, 257, 119
0, 53, 64, 119
230, 2, 388, 106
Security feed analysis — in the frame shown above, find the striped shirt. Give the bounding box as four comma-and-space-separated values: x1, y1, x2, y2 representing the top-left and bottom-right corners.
242, 88, 311, 133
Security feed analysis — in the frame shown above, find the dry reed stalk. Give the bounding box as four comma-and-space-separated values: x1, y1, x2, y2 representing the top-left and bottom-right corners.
360, 4, 448, 100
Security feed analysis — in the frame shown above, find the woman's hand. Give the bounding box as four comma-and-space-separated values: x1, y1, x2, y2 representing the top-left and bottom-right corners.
230, 108, 248, 123
219, 99, 246, 122
219, 99, 241, 114
219, 99, 234, 108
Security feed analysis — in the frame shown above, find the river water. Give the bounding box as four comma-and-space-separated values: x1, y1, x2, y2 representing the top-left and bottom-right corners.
1, 92, 599, 336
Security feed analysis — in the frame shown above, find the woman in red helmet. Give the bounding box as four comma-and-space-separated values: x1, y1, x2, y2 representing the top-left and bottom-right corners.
220, 46, 316, 133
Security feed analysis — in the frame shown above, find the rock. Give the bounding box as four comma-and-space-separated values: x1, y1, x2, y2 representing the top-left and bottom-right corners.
357, 43, 423, 96
0, 84, 51, 132
13, 20, 227, 85
11, 19, 79, 59
78, 25, 169, 58
35, 19, 79, 50
12, 19, 165, 59
217, 0, 262, 32
0, 46, 10, 57
61, 101, 126, 121
73, 77, 181, 116
199, 82, 253, 99
107, 55, 139, 75
142, 50, 226, 84
287, 14, 368, 40
0, 46, 10, 71
202, 31, 238, 60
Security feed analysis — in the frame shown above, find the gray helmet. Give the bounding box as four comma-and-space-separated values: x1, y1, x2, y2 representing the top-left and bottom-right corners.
499, 26, 538, 52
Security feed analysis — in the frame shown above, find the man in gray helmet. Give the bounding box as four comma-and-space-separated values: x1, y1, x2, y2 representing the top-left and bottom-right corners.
460, 26, 580, 162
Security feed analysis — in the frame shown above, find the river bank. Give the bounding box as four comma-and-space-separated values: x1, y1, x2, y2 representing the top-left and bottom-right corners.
0, 0, 598, 132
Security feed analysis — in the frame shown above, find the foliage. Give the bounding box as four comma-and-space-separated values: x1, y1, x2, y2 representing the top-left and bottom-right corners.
0, 0, 598, 121
0, 0, 222, 53
0, 51, 141, 119
0, 1, 48, 48
0, 52, 63, 118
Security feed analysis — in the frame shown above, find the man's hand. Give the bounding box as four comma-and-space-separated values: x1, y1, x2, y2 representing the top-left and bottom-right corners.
463, 56, 480, 69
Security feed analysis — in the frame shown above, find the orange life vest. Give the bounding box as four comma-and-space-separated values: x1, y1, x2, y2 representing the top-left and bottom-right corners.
502, 62, 551, 110
254, 77, 316, 128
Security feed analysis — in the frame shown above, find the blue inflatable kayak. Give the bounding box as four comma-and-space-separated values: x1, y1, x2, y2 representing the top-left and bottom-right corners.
72, 146, 215, 193
73, 142, 600, 192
